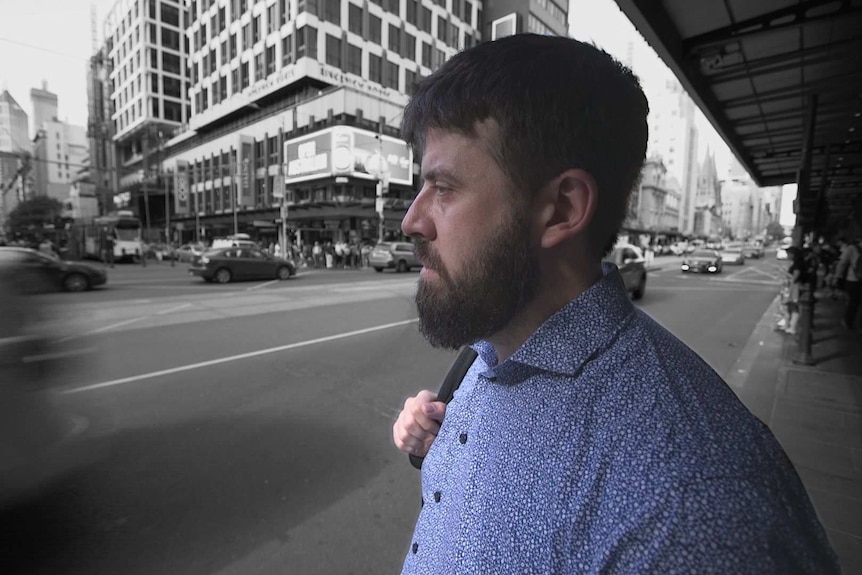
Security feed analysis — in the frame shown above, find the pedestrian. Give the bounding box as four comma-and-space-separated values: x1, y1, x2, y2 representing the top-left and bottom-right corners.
104, 233, 115, 268
835, 236, 862, 330
391, 34, 838, 573
312, 241, 322, 268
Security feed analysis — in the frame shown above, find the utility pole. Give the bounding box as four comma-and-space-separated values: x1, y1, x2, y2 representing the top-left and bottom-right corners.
230, 149, 239, 236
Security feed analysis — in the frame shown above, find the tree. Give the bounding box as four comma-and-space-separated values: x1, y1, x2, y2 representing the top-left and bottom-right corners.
765, 220, 785, 241
6, 196, 65, 239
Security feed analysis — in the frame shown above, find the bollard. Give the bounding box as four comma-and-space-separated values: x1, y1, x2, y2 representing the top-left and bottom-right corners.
794, 282, 815, 365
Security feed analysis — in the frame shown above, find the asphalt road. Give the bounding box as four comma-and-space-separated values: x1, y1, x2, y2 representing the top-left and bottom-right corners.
1, 255, 786, 575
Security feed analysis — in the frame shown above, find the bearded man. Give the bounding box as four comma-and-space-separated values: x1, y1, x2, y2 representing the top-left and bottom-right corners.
392, 34, 838, 574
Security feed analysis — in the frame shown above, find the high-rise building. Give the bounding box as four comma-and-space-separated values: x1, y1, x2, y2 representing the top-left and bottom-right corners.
0, 90, 29, 153
102, 0, 189, 234
0, 90, 31, 232
154, 0, 486, 246
692, 150, 722, 238
482, 0, 568, 39
87, 46, 119, 214
30, 82, 59, 136
32, 121, 89, 201
647, 79, 698, 235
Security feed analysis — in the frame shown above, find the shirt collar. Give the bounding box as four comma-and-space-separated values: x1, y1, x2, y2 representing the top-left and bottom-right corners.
472, 263, 636, 377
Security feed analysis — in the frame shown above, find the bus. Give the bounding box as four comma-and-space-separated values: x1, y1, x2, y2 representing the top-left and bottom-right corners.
69, 210, 143, 263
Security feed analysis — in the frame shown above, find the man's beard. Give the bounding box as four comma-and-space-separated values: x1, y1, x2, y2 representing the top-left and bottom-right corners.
414, 212, 540, 350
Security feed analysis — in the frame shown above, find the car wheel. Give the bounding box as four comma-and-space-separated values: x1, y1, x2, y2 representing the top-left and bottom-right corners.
374, 267, 383, 273
632, 275, 646, 300
276, 266, 292, 280
397, 260, 408, 273
214, 268, 232, 284
63, 273, 90, 292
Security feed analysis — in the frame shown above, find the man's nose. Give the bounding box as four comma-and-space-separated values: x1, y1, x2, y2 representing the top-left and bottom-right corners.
401, 187, 435, 240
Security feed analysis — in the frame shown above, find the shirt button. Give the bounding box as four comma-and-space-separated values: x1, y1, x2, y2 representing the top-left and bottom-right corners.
412, 542, 419, 554
459, 433, 468, 444
434, 491, 441, 503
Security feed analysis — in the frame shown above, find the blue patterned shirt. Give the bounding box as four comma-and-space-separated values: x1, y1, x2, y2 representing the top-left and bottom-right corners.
402, 265, 839, 574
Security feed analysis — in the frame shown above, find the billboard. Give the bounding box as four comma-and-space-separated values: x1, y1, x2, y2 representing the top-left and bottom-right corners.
284, 126, 412, 186
174, 160, 189, 215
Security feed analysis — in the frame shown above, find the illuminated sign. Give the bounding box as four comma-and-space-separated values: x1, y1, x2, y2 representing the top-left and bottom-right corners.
284, 126, 412, 185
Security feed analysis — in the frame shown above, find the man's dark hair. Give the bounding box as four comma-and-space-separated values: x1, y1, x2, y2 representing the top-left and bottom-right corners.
401, 34, 649, 257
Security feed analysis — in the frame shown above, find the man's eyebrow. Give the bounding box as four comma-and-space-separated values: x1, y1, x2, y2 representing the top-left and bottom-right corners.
421, 167, 462, 183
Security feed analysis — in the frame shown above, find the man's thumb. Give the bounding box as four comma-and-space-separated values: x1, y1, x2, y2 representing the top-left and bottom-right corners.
422, 402, 443, 419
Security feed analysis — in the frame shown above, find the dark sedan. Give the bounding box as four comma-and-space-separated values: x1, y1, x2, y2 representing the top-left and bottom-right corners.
189, 246, 296, 284
0, 247, 107, 292
681, 250, 723, 274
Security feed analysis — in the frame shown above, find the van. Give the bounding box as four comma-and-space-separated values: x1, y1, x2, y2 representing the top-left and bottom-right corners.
211, 234, 256, 249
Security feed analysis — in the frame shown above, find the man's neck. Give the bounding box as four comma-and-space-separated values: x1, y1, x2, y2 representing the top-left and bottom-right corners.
487, 261, 604, 363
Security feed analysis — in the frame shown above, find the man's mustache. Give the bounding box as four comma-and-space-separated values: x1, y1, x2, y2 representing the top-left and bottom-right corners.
414, 241, 444, 274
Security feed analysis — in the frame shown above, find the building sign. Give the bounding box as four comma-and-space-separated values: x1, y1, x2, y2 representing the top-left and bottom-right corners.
238, 138, 254, 207
284, 126, 412, 186
174, 160, 189, 214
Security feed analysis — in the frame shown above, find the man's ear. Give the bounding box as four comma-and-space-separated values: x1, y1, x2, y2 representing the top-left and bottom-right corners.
538, 169, 597, 249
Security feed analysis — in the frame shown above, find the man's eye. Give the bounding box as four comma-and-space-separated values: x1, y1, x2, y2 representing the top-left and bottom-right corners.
432, 185, 451, 195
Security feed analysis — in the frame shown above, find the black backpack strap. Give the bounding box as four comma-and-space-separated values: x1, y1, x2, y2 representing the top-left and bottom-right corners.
409, 346, 479, 470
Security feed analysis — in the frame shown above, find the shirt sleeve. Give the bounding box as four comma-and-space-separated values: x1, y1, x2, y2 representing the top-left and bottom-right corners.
590, 476, 840, 575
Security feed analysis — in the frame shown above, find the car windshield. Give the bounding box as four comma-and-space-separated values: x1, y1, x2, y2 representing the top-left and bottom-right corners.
692, 250, 716, 258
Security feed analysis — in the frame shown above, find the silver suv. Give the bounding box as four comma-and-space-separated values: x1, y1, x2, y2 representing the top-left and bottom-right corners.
369, 242, 419, 273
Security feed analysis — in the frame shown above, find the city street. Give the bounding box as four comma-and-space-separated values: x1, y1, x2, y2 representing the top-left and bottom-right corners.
2, 256, 786, 575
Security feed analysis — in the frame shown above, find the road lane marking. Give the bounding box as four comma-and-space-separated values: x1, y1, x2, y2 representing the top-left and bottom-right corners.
62, 318, 420, 394
246, 279, 279, 291
156, 303, 192, 315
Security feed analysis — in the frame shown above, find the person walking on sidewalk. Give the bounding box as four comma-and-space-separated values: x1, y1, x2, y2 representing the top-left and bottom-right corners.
392, 34, 839, 574
835, 237, 862, 330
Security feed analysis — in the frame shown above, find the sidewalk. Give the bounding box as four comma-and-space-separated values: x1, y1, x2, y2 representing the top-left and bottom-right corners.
734, 291, 862, 572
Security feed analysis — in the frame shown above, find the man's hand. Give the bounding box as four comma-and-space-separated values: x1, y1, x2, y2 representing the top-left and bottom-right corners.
393, 390, 447, 457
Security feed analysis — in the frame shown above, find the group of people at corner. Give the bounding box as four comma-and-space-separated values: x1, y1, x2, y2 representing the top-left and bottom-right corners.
778, 235, 862, 335
262, 239, 376, 270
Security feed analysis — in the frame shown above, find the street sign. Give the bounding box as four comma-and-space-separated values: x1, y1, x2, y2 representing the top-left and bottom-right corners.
273, 174, 285, 199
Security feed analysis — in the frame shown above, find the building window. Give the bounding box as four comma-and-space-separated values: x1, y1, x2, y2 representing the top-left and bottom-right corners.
150, 72, 159, 92
404, 32, 415, 60
280, 0, 288, 25
230, 32, 238, 59
420, 6, 431, 33
241, 60, 250, 88
282, 35, 293, 66
210, 47, 218, 73
325, 34, 342, 69
347, 43, 362, 75
268, 136, 279, 165
298, 0, 318, 16
369, 53, 382, 83
242, 22, 250, 50
388, 24, 400, 53
267, 4, 276, 33
421, 41, 431, 68
231, 67, 239, 93
163, 75, 182, 98
406, 0, 417, 25
265, 45, 276, 75
405, 68, 417, 93
462, 0, 472, 24
253, 15, 261, 44
326, 0, 341, 24
149, 47, 159, 69
384, 61, 398, 89
348, 3, 362, 34
254, 52, 264, 81
369, 14, 381, 43
437, 15, 447, 43
296, 25, 317, 59
163, 52, 181, 75
219, 75, 227, 101
164, 101, 182, 122
219, 6, 226, 31
160, 2, 179, 26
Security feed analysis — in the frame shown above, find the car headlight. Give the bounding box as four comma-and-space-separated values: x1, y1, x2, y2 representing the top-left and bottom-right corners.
708, 266, 717, 272
681, 264, 689, 270
201, 256, 210, 264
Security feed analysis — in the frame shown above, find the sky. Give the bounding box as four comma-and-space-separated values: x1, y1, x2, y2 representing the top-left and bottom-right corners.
2, 0, 797, 224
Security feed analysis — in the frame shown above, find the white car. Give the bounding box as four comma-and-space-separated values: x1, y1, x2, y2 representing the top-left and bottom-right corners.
776, 247, 789, 260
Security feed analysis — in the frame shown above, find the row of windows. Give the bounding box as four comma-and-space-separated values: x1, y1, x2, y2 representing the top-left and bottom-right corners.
527, 14, 554, 36
114, 96, 188, 134
535, 0, 567, 24
191, 0, 475, 56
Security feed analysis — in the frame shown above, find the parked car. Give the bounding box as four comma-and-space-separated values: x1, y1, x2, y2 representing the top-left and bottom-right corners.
369, 241, 419, 273
719, 246, 746, 265
0, 247, 107, 292
211, 233, 257, 249
189, 246, 296, 283
174, 243, 207, 263
681, 250, 723, 274
603, 243, 647, 300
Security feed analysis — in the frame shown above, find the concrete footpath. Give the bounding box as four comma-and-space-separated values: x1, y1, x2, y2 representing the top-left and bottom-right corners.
729, 290, 862, 573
